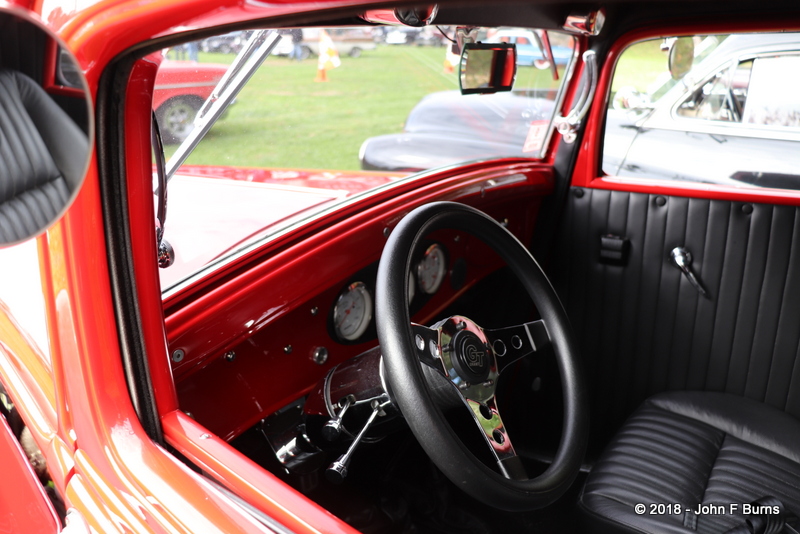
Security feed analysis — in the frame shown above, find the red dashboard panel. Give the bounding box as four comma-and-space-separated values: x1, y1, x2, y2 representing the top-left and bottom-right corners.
166, 166, 552, 440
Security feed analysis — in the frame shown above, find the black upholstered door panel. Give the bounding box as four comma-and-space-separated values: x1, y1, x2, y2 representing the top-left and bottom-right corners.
550, 188, 800, 447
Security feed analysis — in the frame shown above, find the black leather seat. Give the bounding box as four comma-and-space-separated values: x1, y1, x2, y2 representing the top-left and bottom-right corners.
0, 69, 88, 242
580, 391, 800, 533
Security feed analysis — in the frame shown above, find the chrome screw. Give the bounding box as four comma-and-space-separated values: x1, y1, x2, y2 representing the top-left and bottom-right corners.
312, 347, 328, 365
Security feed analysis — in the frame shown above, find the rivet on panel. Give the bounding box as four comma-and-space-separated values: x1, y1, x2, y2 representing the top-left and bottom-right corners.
312, 347, 328, 365
572, 188, 585, 198
223, 351, 236, 362
310, 307, 319, 316
383, 227, 391, 238
171, 349, 185, 363
742, 204, 753, 214
655, 196, 667, 207
284, 345, 293, 354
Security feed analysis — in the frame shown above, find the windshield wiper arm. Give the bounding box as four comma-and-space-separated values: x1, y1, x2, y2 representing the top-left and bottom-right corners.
166, 29, 281, 180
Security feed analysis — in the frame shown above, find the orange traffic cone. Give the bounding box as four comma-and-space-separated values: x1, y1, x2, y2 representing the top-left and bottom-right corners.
315, 67, 328, 82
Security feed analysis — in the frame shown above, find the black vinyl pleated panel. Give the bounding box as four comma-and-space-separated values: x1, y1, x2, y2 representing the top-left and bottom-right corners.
550, 188, 800, 446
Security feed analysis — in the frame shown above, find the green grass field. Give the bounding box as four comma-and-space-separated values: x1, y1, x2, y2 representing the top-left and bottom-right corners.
611, 39, 669, 94
165, 45, 567, 171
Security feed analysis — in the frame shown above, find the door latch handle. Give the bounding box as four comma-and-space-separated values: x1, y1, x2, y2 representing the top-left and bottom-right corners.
670, 247, 709, 298
554, 50, 597, 144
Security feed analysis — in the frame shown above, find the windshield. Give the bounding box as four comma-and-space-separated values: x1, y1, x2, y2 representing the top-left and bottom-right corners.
153, 26, 576, 293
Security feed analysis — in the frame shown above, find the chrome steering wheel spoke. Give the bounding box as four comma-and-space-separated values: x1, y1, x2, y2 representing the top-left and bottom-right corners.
426, 315, 528, 480
463, 396, 527, 480
485, 320, 550, 374
410, 323, 446, 374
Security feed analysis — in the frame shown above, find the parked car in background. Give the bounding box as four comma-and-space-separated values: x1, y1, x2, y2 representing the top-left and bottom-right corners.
360, 89, 558, 171
363, 32, 800, 190
273, 27, 376, 58
200, 31, 249, 54
604, 32, 800, 188
153, 59, 230, 143
486, 27, 575, 67
414, 26, 448, 46
385, 26, 420, 44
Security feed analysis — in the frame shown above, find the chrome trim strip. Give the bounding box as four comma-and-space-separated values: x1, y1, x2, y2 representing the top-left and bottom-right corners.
154, 82, 217, 90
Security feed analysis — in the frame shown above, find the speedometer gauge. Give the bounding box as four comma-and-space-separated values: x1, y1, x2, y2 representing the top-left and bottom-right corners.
417, 244, 447, 294
333, 282, 373, 341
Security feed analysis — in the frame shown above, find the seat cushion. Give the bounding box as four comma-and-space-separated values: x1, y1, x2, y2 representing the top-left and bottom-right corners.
580, 391, 800, 533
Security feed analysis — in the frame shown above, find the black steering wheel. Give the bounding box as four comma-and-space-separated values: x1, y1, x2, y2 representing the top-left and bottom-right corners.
375, 201, 588, 511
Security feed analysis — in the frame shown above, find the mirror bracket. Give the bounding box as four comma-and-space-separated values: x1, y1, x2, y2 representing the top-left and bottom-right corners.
554, 50, 597, 143
563, 9, 605, 36
361, 5, 439, 27
152, 111, 174, 268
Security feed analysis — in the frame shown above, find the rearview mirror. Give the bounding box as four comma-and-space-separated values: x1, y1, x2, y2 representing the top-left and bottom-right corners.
459, 43, 516, 95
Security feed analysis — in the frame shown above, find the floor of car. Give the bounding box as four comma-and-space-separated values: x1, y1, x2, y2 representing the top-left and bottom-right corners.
232, 425, 585, 534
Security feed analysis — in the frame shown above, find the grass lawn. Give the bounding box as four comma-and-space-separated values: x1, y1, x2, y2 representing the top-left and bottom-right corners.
611, 39, 669, 94
166, 44, 566, 171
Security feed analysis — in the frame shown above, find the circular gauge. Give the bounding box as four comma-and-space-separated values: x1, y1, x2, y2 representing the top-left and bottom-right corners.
417, 243, 447, 295
333, 282, 373, 341
407, 271, 416, 304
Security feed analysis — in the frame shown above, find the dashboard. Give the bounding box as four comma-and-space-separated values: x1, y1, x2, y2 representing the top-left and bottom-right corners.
165, 166, 552, 441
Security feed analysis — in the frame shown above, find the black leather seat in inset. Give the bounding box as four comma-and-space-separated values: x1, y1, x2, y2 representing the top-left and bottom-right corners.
580, 391, 800, 533
0, 69, 88, 242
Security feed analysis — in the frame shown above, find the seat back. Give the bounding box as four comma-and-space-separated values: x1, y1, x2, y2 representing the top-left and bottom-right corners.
0, 69, 88, 242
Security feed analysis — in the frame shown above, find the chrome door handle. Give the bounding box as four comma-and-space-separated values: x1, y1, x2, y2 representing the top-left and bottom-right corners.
554, 50, 597, 144
670, 247, 709, 298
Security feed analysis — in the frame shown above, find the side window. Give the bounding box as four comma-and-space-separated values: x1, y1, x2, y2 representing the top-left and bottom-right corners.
676, 60, 752, 122
603, 33, 800, 190
742, 55, 800, 128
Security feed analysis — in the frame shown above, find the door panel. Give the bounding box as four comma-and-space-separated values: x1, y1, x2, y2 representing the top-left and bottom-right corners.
550, 187, 800, 449
0, 409, 60, 533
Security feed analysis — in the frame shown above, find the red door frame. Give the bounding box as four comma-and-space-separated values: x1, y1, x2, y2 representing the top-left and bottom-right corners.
572, 20, 800, 207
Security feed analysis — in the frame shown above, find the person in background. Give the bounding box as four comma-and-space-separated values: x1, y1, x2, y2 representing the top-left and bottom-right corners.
289, 28, 304, 61
187, 40, 199, 61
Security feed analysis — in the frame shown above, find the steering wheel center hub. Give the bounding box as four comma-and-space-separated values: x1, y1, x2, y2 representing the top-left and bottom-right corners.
452, 330, 491, 382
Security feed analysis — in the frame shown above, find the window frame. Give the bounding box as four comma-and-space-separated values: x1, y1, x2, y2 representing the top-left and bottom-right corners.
572, 23, 800, 206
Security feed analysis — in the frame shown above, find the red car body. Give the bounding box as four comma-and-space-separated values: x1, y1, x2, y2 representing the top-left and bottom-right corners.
152, 60, 229, 112
2, 0, 800, 533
